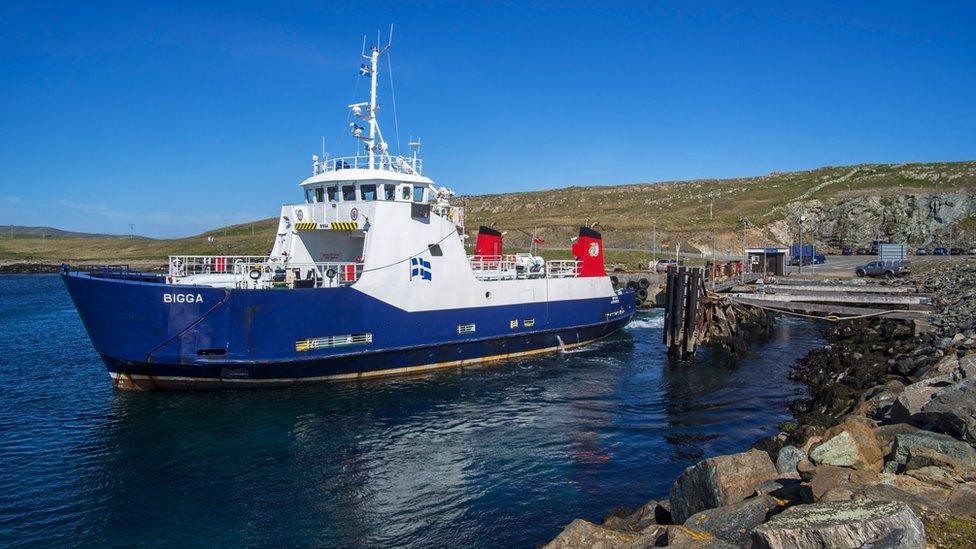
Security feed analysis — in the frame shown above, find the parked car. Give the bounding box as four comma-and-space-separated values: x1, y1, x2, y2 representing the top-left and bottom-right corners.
654, 259, 678, 273
841, 246, 854, 256
856, 248, 870, 255
969, 247, 976, 255
915, 247, 929, 255
855, 260, 912, 278
789, 254, 826, 266
950, 247, 964, 255
933, 247, 949, 256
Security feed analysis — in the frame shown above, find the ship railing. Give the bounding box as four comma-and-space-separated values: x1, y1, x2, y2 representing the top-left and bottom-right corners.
168, 255, 268, 277
433, 205, 464, 226
468, 254, 518, 280
313, 154, 423, 176
546, 260, 581, 278
231, 260, 365, 288
468, 256, 581, 280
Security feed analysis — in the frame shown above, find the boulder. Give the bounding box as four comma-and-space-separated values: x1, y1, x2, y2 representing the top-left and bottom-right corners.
947, 485, 976, 520
750, 500, 925, 549
544, 519, 637, 549
752, 435, 786, 463
819, 478, 950, 517
681, 495, 783, 545
915, 354, 959, 381
669, 449, 779, 523
904, 464, 963, 489
808, 465, 878, 501
775, 446, 806, 475
601, 499, 670, 532
664, 525, 737, 548
885, 430, 976, 473
753, 477, 811, 506
796, 458, 817, 482
913, 377, 976, 446
872, 423, 920, 454
808, 418, 884, 471
891, 355, 976, 423
904, 448, 976, 481
853, 381, 904, 420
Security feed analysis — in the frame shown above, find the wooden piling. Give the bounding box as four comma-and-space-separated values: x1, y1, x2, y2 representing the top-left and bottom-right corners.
664, 266, 708, 359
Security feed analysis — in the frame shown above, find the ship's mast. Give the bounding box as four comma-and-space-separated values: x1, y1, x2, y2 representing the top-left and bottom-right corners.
367, 44, 379, 169
352, 30, 391, 171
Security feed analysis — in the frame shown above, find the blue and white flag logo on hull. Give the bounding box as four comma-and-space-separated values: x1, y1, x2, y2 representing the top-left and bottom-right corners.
410, 257, 432, 281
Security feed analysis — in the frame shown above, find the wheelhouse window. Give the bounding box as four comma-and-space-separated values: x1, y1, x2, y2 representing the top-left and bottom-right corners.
360, 184, 377, 201
327, 186, 339, 202
400, 185, 411, 200
384, 184, 396, 201
342, 185, 356, 201
412, 185, 425, 203
314, 187, 324, 203
305, 189, 314, 203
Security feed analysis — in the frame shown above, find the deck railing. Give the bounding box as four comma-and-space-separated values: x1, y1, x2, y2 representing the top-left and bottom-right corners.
467, 255, 581, 281
168, 256, 267, 277
168, 256, 363, 288
546, 260, 581, 278
313, 155, 423, 176
232, 260, 364, 288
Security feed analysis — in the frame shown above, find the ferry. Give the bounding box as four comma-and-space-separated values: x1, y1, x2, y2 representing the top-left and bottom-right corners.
61, 35, 636, 390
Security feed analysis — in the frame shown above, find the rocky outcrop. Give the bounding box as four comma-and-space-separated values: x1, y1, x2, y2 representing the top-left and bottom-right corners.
769, 190, 976, 251
751, 500, 925, 549
548, 264, 976, 548
669, 449, 779, 523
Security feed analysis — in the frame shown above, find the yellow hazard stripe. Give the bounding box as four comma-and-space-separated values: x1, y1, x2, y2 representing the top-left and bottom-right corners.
329, 222, 359, 230
294, 222, 318, 230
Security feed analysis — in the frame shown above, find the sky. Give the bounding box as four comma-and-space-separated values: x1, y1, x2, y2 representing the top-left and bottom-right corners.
1, 1, 974, 238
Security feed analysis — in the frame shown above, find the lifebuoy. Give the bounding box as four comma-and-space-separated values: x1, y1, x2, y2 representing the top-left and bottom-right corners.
248, 268, 261, 280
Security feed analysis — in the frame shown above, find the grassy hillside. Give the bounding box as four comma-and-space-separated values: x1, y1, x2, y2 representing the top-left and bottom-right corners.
2, 161, 973, 265
458, 161, 976, 250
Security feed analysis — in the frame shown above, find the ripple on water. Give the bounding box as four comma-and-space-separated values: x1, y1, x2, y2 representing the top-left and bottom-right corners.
0, 277, 822, 547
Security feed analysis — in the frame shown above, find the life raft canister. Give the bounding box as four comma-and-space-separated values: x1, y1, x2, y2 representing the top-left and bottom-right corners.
343, 264, 357, 282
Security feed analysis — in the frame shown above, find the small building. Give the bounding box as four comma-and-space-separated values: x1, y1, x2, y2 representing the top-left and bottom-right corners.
746, 247, 788, 276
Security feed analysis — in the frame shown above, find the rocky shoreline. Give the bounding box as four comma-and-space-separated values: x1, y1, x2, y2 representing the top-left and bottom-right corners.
0, 261, 166, 274
546, 262, 976, 548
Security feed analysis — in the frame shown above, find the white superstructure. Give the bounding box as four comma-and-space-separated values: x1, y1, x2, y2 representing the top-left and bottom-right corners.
167, 32, 615, 313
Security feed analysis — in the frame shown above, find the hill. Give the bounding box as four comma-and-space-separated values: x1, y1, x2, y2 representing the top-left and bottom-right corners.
2, 225, 121, 239
458, 161, 976, 253
2, 161, 974, 267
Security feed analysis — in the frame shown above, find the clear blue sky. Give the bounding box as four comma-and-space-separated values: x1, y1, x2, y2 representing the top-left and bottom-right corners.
1, 1, 974, 237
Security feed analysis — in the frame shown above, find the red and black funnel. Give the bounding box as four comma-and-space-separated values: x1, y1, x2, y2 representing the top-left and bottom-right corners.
474, 226, 503, 256
571, 226, 606, 277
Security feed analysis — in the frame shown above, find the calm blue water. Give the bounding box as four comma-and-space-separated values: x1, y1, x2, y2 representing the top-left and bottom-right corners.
0, 274, 823, 547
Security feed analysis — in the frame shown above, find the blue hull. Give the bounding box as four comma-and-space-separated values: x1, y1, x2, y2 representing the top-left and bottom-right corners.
62, 271, 635, 390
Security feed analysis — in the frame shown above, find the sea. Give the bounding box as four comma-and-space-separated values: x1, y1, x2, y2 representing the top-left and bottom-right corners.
0, 274, 824, 547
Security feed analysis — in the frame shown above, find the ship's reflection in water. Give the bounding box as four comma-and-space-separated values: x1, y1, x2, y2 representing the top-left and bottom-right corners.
0, 276, 825, 547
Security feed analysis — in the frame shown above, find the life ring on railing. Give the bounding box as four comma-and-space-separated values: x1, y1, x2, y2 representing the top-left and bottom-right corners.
248, 268, 261, 280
